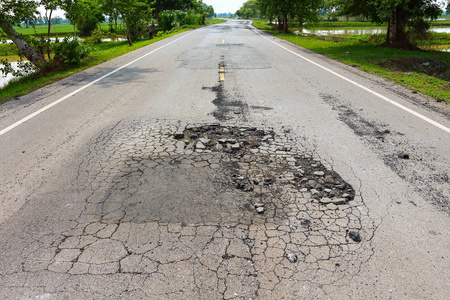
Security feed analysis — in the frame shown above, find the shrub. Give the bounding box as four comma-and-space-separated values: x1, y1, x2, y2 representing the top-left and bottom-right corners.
85, 28, 104, 44
159, 10, 176, 32
77, 15, 102, 36
53, 37, 90, 66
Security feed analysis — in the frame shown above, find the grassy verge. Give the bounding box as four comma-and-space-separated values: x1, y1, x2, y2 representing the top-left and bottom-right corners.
253, 19, 450, 103
0, 19, 226, 103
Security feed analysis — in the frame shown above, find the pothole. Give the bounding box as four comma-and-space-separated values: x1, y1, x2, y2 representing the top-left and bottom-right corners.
69, 118, 376, 289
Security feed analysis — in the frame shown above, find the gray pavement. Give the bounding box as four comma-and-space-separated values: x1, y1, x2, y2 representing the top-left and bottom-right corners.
0, 20, 449, 299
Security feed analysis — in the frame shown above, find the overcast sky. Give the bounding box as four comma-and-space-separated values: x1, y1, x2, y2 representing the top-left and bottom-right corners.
38, 0, 246, 18
202, 0, 245, 14
38, 1, 447, 19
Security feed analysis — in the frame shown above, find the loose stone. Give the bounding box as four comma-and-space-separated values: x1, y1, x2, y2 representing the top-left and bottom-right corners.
331, 198, 348, 205
349, 231, 362, 243
342, 194, 353, 200
174, 132, 185, 139
286, 253, 298, 263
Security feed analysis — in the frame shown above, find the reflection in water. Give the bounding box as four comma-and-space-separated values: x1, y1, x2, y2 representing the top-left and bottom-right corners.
0, 61, 36, 88
300, 27, 450, 35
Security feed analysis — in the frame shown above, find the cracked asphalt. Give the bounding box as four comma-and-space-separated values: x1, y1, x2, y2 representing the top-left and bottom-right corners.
0, 20, 449, 299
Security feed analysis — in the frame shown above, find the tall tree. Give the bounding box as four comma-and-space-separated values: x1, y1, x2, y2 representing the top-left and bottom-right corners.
236, 0, 260, 19
152, 0, 197, 20
0, 0, 47, 70
41, 0, 59, 38
40, 0, 60, 58
102, 0, 153, 45
257, 0, 322, 33
336, 0, 447, 49
74, 0, 105, 35
59, 0, 82, 36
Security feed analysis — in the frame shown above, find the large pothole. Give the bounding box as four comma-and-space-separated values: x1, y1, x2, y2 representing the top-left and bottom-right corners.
60, 118, 376, 294
85, 121, 357, 226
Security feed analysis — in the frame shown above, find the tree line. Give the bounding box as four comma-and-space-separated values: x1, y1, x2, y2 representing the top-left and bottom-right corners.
0, 0, 215, 72
236, 0, 449, 49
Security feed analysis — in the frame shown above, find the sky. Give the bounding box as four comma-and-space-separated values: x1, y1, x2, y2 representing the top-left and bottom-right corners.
38, 0, 246, 18
203, 0, 245, 14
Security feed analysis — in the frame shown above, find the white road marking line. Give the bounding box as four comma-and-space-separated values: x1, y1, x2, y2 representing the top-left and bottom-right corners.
253, 28, 450, 134
0, 31, 196, 136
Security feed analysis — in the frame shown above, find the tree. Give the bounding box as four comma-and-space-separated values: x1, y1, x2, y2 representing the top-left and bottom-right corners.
322, 0, 340, 21
59, 0, 83, 36
152, 0, 197, 20
102, 0, 153, 45
257, 0, 322, 33
336, 0, 447, 49
236, 0, 260, 19
205, 4, 214, 18
41, 0, 59, 39
75, 0, 105, 36
0, 0, 47, 70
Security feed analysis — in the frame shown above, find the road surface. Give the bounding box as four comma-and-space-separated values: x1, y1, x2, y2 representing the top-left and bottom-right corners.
0, 20, 449, 299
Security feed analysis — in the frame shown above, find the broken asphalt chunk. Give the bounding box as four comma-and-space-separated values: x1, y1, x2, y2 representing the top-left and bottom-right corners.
286, 253, 298, 263
349, 231, 362, 243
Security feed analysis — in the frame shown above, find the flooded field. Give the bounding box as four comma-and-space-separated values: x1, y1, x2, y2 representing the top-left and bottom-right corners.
300, 27, 450, 35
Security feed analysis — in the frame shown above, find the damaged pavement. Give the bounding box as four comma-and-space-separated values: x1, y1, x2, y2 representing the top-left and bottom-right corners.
0, 20, 448, 299
0, 119, 375, 298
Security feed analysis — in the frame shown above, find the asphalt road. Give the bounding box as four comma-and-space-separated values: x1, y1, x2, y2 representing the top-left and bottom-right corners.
0, 20, 449, 299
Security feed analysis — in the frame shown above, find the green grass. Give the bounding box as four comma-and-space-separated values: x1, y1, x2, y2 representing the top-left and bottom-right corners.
207, 18, 228, 25
11, 23, 76, 36
0, 20, 224, 102
0, 43, 20, 56
253, 19, 450, 103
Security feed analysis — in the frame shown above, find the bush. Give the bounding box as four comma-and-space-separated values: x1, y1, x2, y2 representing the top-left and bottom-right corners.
159, 10, 176, 32
407, 18, 431, 41
85, 29, 104, 44
199, 12, 207, 25
367, 33, 386, 45
183, 13, 198, 26
53, 37, 90, 66
77, 15, 102, 36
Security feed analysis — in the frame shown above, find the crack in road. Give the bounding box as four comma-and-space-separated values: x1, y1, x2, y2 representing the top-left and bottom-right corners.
0, 119, 377, 298
320, 93, 450, 215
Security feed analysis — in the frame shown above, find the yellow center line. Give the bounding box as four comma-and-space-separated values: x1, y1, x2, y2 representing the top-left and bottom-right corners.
219, 64, 225, 81
222, 40, 225, 44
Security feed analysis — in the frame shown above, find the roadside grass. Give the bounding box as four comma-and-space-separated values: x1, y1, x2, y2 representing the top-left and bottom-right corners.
207, 18, 228, 25
252, 19, 450, 103
0, 19, 226, 103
